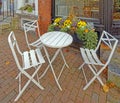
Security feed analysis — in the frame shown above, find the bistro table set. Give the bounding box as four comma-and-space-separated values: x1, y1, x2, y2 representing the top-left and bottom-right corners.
8, 20, 118, 101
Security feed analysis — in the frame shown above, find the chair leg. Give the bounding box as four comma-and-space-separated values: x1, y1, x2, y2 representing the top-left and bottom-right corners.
83, 64, 104, 90
39, 65, 49, 79
78, 62, 88, 84
83, 64, 98, 90
15, 66, 44, 101
15, 75, 44, 101
15, 77, 33, 101
82, 67, 88, 84
83, 73, 104, 90
22, 68, 44, 90
88, 64, 104, 86
78, 62, 85, 70
83, 75, 96, 90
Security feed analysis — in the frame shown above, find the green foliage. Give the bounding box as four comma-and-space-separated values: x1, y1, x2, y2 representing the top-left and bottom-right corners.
76, 27, 98, 49
76, 26, 86, 41
27, 6, 33, 12
48, 24, 55, 32
60, 27, 70, 32
48, 24, 70, 32
84, 31, 98, 49
19, 4, 33, 12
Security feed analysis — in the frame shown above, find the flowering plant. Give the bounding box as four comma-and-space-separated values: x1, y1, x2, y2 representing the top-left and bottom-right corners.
48, 17, 73, 32
48, 17, 98, 49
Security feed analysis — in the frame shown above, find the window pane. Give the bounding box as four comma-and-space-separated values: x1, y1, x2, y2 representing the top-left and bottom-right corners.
55, 0, 99, 18
113, 0, 120, 20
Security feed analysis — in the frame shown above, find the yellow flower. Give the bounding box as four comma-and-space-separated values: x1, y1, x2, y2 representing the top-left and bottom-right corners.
77, 21, 87, 28
54, 17, 62, 23
84, 29, 89, 33
63, 19, 72, 27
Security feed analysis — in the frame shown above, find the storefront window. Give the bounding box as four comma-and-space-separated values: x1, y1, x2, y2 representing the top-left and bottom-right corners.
113, 0, 120, 20
55, 0, 99, 18
0, 0, 16, 21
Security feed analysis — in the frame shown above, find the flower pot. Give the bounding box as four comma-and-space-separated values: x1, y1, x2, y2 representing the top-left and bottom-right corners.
70, 33, 83, 50
72, 33, 82, 43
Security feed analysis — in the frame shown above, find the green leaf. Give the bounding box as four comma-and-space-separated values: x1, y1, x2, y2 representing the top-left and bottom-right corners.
48, 24, 55, 32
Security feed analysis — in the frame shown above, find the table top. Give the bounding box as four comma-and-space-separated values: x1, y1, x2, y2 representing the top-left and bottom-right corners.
40, 31, 73, 48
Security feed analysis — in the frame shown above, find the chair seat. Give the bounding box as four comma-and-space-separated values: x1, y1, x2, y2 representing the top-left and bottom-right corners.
80, 48, 104, 65
23, 48, 45, 69
29, 38, 43, 48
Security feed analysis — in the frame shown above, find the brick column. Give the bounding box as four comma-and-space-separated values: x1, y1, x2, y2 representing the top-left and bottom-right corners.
38, 0, 52, 34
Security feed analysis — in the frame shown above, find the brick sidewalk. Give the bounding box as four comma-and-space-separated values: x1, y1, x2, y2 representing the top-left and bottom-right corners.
0, 30, 119, 103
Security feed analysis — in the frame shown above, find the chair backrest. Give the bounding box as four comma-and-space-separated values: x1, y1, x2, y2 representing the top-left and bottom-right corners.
8, 31, 22, 70
96, 30, 118, 66
23, 20, 40, 48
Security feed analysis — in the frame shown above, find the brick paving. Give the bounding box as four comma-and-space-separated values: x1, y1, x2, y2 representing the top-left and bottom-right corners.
0, 30, 120, 103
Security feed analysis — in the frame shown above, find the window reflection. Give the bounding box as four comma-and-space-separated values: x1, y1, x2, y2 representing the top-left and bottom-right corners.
55, 0, 99, 18
113, 0, 120, 19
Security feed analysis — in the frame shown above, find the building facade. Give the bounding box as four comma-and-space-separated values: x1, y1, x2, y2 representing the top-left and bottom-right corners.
38, 0, 120, 35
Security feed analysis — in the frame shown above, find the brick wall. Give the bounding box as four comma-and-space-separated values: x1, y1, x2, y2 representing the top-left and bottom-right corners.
38, 0, 52, 34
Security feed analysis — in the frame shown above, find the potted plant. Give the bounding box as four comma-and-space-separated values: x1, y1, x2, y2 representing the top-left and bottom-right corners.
76, 21, 98, 49
19, 4, 33, 13
48, 17, 98, 49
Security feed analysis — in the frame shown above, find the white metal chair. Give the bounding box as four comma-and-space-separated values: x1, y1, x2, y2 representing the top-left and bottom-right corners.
23, 20, 43, 49
78, 30, 118, 90
8, 31, 45, 101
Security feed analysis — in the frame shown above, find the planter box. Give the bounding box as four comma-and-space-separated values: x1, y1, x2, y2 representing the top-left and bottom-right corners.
70, 33, 83, 50
108, 58, 120, 88
70, 32, 100, 57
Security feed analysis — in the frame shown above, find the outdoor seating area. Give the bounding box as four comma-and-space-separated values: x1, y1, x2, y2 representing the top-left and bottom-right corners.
0, 0, 120, 103
0, 28, 120, 102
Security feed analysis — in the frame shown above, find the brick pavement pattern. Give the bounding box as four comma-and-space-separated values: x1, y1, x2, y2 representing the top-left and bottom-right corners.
0, 30, 119, 103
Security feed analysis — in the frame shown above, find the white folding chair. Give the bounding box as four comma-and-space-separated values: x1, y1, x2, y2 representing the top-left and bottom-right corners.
78, 30, 118, 90
8, 31, 45, 101
23, 20, 43, 49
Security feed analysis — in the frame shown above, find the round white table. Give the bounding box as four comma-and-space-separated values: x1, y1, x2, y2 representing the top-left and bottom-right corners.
40, 31, 73, 90
40, 31, 73, 48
